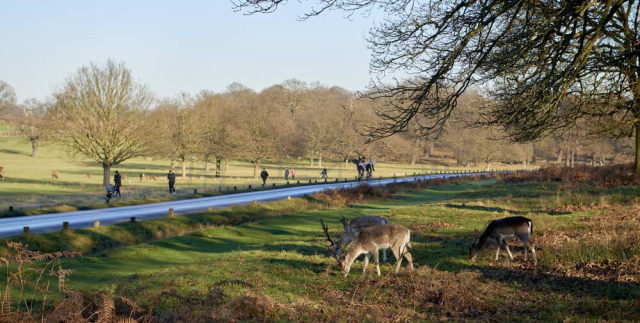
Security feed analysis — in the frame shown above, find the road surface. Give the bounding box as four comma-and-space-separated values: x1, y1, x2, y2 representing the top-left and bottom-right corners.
0, 172, 488, 238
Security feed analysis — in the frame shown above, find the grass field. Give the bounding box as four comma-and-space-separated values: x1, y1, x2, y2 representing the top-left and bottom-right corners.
0, 136, 527, 213
2, 173, 639, 321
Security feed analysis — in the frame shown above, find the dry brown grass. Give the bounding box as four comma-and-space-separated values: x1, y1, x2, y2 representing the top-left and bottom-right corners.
504, 164, 640, 188
312, 174, 494, 207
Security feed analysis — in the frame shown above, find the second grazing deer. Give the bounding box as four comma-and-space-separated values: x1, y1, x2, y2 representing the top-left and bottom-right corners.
469, 216, 537, 264
321, 220, 414, 277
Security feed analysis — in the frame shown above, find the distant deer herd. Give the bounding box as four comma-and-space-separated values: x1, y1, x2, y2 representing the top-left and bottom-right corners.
321, 215, 536, 277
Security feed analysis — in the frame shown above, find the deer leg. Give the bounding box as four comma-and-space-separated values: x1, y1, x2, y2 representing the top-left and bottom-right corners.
403, 249, 414, 271
495, 238, 502, 261
362, 253, 370, 276
523, 241, 537, 265
372, 251, 381, 276
382, 248, 387, 263
504, 241, 514, 260
394, 247, 406, 274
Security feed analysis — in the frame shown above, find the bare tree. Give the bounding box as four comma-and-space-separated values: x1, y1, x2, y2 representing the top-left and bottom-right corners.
229, 84, 285, 177
235, 1, 640, 173
163, 93, 200, 178
0, 81, 17, 117
14, 99, 51, 157
194, 91, 238, 177
52, 60, 153, 185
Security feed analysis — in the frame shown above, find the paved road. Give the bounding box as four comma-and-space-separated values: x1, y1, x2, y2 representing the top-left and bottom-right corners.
0, 172, 487, 238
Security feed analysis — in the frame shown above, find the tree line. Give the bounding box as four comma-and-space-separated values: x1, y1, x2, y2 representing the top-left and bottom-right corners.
0, 61, 633, 186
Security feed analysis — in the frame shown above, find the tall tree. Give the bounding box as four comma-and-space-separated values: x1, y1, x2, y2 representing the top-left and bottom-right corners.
14, 99, 51, 157
164, 93, 201, 178
0, 81, 17, 117
52, 60, 152, 185
234, 0, 640, 173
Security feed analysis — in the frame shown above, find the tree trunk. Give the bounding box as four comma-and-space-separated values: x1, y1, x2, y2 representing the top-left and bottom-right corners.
570, 149, 575, 168
204, 156, 210, 172
309, 156, 313, 166
318, 155, 322, 167
215, 157, 222, 177
556, 149, 563, 164
253, 161, 259, 178
30, 138, 37, 158
409, 150, 417, 165
103, 164, 111, 186
635, 123, 640, 173
181, 160, 186, 178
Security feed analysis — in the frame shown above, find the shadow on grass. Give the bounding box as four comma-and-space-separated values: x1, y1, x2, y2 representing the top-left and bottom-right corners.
444, 203, 527, 215
409, 233, 640, 301
0, 148, 29, 156
261, 258, 327, 273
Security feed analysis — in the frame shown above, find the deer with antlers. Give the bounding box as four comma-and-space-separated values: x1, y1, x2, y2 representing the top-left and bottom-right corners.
332, 216, 389, 262
321, 218, 414, 277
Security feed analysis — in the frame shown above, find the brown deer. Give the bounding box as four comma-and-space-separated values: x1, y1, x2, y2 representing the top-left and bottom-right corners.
83, 173, 91, 179
146, 174, 157, 181
469, 216, 537, 264
321, 220, 414, 277
51, 171, 59, 179
0, 166, 4, 180
333, 216, 389, 262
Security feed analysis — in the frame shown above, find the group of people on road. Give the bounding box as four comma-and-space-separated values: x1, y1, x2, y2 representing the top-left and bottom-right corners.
283, 167, 296, 181
107, 159, 373, 200
356, 157, 375, 180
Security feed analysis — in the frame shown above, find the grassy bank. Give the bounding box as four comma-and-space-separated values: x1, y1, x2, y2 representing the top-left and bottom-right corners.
0, 136, 526, 213
2, 168, 639, 321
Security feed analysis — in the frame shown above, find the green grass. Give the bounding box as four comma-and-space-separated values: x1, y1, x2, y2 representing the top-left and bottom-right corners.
4, 178, 638, 320
0, 136, 528, 214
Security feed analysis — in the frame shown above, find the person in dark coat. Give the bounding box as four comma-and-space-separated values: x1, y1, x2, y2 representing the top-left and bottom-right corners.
365, 161, 373, 179
284, 167, 290, 181
320, 168, 328, 179
260, 168, 269, 185
113, 170, 122, 197
167, 170, 176, 193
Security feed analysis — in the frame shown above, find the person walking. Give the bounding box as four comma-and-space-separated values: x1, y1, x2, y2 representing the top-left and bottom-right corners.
284, 167, 290, 181
167, 170, 176, 193
260, 168, 269, 185
320, 168, 327, 179
357, 159, 365, 180
113, 170, 122, 197
291, 168, 296, 180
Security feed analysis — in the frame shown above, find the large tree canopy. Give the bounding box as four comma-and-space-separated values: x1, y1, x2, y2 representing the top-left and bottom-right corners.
234, 0, 640, 172
52, 60, 153, 185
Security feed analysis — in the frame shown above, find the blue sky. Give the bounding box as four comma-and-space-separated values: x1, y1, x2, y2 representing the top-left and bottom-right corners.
0, 1, 374, 102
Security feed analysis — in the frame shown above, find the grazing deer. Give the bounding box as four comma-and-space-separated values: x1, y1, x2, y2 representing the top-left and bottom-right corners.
0, 166, 4, 180
51, 171, 59, 179
146, 174, 157, 181
83, 173, 91, 179
469, 216, 537, 264
333, 216, 389, 262
321, 220, 414, 277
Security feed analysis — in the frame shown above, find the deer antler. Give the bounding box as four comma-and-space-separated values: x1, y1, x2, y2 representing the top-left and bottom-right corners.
319, 218, 335, 248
